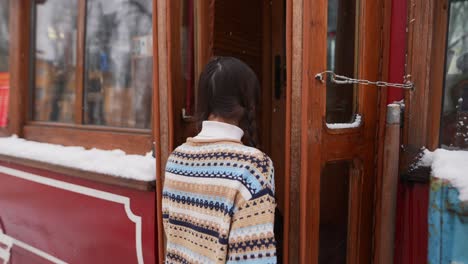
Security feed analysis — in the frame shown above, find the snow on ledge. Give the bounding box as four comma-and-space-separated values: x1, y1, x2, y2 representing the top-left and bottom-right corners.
0, 136, 156, 181
420, 148, 468, 201
326, 114, 362, 129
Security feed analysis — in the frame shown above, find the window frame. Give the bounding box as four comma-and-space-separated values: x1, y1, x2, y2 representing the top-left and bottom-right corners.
0, 0, 11, 137
5, 0, 155, 156
437, 0, 468, 150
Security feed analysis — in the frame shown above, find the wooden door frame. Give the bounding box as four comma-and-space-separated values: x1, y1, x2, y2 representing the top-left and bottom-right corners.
155, 1, 296, 263
299, 0, 387, 263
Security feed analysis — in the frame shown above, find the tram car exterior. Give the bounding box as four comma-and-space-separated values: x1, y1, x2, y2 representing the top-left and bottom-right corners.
0, 0, 466, 263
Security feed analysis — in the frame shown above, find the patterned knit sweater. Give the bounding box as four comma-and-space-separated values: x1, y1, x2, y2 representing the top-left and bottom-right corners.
162, 121, 277, 264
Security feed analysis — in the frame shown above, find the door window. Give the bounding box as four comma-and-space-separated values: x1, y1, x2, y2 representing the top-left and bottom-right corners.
326, 0, 358, 123
440, 0, 468, 149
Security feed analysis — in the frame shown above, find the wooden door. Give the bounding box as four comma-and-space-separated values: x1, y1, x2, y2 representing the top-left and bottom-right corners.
298, 0, 384, 263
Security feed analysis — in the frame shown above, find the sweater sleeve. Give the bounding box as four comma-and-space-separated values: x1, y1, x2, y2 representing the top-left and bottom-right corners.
226, 188, 277, 263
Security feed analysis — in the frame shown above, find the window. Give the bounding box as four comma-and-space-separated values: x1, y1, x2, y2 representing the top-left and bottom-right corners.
440, 0, 468, 149
0, 0, 9, 128
326, 0, 358, 123
32, 0, 153, 129
84, 0, 153, 128
33, 0, 77, 123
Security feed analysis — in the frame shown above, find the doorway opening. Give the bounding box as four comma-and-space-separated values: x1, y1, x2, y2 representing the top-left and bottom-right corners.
169, 0, 287, 258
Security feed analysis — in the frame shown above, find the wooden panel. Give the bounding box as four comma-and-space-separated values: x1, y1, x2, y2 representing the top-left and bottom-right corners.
157, 0, 172, 162
427, 0, 449, 150
270, 0, 287, 221
394, 1, 448, 263
157, 0, 171, 262
261, 1, 272, 155
23, 124, 152, 155
212, 0, 263, 82
372, 0, 391, 261
7, 0, 30, 136
195, 0, 214, 79
301, 0, 384, 262
152, 0, 165, 262
75, 0, 86, 124
400, 0, 444, 164
300, 0, 327, 262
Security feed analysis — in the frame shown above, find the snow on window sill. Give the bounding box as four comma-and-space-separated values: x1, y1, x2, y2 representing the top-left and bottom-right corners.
420, 148, 468, 201
0, 136, 156, 182
326, 114, 362, 129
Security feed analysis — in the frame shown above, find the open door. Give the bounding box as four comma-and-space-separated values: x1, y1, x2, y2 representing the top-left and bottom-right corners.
299, 0, 384, 263
162, 0, 289, 262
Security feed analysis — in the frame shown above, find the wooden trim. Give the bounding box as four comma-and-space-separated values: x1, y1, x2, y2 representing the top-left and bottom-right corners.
152, 0, 165, 261
0, 154, 155, 191
300, 0, 326, 262
7, 0, 31, 137
23, 124, 152, 155
26, 121, 151, 134
347, 158, 364, 264
156, 0, 169, 262
166, 0, 174, 152
75, 0, 86, 125
403, 0, 435, 150
194, 0, 213, 80
300, 0, 384, 262
284, 0, 293, 262
427, 0, 449, 150
261, 1, 272, 154
288, 0, 303, 263
373, 0, 393, 261
156, 0, 171, 170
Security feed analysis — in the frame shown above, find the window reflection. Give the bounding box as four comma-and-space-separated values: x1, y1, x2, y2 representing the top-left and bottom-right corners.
326, 0, 357, 123
0, 0, 8, 73
33, 0, 77, 123
85, 0, 153, 129
440, 0, 468, 149
0, 0, 9, 128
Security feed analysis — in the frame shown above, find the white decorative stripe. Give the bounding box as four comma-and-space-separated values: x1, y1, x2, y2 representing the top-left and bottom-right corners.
166, 172, 252, 201
11, 236, 66, 264
0, 229, 12, 263
0, 165, 144, 264
0, 248, 10, 263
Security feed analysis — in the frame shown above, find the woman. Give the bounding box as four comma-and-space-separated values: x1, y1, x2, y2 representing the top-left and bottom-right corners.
162, 57, 277, 263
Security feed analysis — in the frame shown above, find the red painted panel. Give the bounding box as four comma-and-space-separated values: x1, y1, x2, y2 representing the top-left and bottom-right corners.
387, 0, 406, 104
0, 161, 156, 264
394, 183, 429, 264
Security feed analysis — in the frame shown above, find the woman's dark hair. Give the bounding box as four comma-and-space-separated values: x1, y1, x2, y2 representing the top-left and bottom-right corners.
196, 56, 260, 147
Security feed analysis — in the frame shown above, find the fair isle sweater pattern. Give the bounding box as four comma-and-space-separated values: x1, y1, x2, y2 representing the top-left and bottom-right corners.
163, 139, 277, 264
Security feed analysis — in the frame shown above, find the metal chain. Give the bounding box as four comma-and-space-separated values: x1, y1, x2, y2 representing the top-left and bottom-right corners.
315, 70, 415, 90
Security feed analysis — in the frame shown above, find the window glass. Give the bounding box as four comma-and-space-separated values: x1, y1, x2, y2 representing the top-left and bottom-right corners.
319, 161, 349, 264
326, 0, 357, 123
440, 0, 468, 149
0, 0, 9, 128
33, 0, 78, 123
84, 0, 153, 129
180, 0, 195, 117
